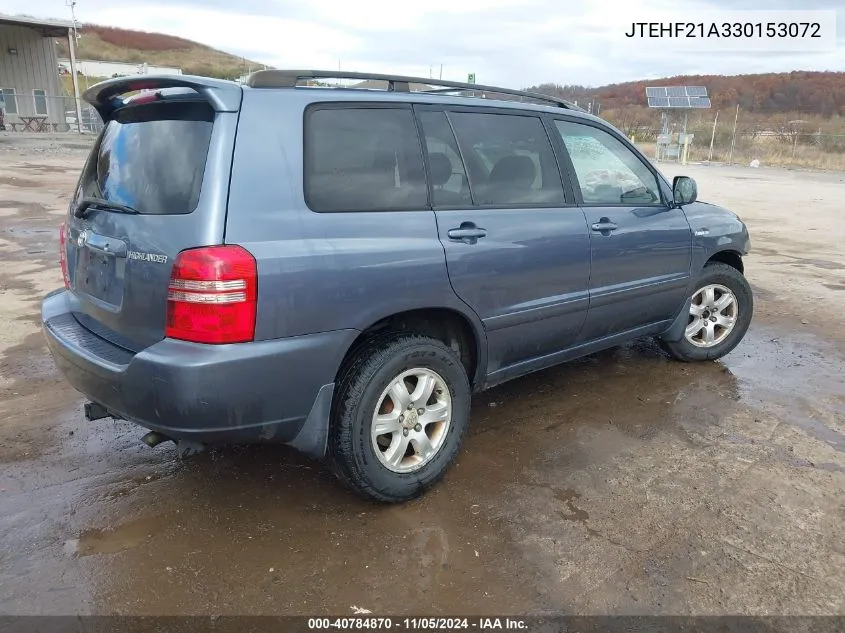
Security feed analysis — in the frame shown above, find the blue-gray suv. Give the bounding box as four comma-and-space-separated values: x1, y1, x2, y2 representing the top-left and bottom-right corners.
42, 70, 753, 502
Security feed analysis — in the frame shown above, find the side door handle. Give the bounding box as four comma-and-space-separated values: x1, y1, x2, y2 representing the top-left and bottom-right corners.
447, 222, 487, 244
590, 218, 618, 235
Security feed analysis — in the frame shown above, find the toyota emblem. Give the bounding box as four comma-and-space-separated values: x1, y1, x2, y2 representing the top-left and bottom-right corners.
77, 229, 88, 248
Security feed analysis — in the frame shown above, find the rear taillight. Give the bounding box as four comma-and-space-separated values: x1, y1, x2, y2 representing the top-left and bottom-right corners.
59, 222, 70, 289
165, 245, 257, 344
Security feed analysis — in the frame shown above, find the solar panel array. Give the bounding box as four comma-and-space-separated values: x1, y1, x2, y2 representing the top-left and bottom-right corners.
646, 86, 710, 108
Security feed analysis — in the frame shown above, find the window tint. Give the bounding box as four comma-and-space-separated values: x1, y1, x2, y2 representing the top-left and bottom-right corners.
1, 88, 18, 115
33, 89, 48, 116
448, 112, 564, 206
75, 101, 213, 215
555, 120, 661, 205
305, 107, 427, 212
418, 110, 472, 207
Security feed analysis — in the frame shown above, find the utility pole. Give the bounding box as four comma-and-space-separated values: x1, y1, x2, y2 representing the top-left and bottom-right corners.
66, 0, 83, 133
439, 64, 443, 79
67, 28, 83, 133
727, 104, 739, 165
708, 110, 719, 162
66, 0, 79, 40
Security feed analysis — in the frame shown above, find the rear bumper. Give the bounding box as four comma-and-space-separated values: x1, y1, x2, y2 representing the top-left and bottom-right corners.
41, 289, 357, 454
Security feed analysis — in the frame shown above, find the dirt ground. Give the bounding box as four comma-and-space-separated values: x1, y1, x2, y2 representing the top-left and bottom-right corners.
0, 134, 843, 617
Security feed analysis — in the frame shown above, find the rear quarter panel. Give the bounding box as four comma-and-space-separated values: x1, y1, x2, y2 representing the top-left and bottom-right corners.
224, 91, 486, 354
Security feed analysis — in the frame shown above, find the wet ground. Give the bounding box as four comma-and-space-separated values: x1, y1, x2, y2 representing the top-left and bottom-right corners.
0, 137, 843, 616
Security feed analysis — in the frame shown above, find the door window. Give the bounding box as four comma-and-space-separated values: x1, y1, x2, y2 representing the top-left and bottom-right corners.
448, 112, 564, 207
417, 110, 471, 207
555, 120, 661, 206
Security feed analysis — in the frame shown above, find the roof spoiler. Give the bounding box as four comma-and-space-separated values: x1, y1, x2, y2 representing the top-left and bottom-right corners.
83, 74, 242, 119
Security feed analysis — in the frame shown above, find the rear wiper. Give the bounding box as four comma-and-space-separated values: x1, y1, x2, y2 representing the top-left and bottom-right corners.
74, 197, 140, 218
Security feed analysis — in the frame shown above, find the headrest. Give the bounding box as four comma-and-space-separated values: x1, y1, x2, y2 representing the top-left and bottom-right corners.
428, 152, 453, 187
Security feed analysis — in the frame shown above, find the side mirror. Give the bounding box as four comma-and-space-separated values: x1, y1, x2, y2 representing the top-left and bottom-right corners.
672, 176, 697, 207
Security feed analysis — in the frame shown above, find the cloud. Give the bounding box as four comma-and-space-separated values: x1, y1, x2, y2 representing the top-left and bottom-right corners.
6, 0, 844, 87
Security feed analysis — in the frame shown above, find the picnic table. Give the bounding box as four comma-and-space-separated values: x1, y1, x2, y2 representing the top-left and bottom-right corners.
19, 116, 48, 132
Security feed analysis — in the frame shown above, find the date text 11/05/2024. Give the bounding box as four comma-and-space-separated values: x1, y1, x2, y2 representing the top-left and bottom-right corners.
625, 22, 822, 38
307, 618, 528, 630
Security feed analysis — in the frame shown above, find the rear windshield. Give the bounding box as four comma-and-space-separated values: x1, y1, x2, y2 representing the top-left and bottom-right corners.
75, 100, 214, 215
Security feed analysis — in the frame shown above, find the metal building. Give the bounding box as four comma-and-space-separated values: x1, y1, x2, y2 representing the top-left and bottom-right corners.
0, 14, 83, 132
57, 58, 183, 78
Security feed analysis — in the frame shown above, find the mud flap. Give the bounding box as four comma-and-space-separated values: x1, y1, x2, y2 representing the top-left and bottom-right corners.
661, 297, 693, 342
288, 383, 334, 460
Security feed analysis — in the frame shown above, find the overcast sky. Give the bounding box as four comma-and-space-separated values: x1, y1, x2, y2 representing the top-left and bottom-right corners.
8, 0, 845, 87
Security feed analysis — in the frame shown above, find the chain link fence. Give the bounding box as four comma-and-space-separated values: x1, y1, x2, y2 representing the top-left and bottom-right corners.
619, 120, 845, 171
0, 94, 104, 134
631, 130, 845, 171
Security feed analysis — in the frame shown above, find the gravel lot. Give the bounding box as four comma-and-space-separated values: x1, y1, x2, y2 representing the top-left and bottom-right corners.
0, 134, 843, 617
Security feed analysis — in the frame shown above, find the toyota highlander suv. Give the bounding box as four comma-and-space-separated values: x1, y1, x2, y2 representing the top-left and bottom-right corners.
42, 70, 753, 502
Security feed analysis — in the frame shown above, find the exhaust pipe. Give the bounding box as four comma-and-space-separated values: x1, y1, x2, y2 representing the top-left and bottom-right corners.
141, 431, 173, 448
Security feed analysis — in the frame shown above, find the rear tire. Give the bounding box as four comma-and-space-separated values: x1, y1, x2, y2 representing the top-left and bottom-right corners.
660, 262, 753, 362
328, 334, 471, 502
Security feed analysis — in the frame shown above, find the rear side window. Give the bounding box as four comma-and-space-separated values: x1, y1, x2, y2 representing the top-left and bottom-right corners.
418, 110, 472, 207
305, 107, 427, 212
448, 112, 564, 207
75, 101, 214, 215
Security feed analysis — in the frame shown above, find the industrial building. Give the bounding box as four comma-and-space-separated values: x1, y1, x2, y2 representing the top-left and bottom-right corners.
0, 14, 83, 132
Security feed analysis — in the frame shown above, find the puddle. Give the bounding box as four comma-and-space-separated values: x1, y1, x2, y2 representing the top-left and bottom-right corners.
0, 176, 41, 188
63, 514, 168, 557
723, 326, 845, 454
780, 411, 845, 454
16, 163, 78, 175
790, 258, 845, 271
554, 488, 600, 537
2, 226, 51, 236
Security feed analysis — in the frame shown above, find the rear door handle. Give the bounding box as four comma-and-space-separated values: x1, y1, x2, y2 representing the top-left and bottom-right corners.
447, 223, 487, 244
590, 220, 618, 233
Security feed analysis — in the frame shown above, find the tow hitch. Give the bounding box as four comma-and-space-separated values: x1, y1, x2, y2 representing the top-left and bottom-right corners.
84, 402, 113, 421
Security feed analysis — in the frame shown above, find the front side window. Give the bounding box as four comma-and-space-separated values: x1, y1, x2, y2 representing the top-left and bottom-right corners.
555, 120, 661, 205
305, 107, 427, 212
448, 112, 565, 207
1, 88, 18, 115
33, 89, 48, 116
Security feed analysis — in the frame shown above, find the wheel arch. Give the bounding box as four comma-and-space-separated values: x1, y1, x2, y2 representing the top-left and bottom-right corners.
336, 306, 487, 391
706, 249, 744, 274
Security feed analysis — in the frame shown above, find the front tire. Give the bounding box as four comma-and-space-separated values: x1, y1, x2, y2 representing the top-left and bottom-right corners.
328, 334, 471, 502
660, 262, 753, 362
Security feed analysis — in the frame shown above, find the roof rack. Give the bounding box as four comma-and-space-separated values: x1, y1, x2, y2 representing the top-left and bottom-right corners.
245, 70, 585, 111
